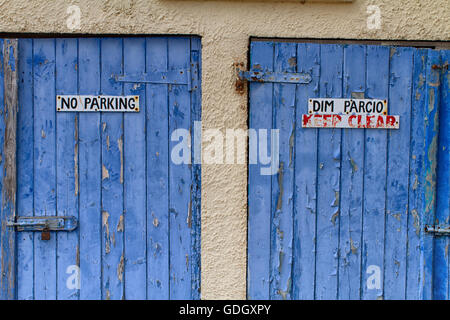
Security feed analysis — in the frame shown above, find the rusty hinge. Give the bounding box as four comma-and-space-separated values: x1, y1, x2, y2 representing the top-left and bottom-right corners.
425, 224, 450, 236
7, 216, 78, 240
432, 62, 449, 70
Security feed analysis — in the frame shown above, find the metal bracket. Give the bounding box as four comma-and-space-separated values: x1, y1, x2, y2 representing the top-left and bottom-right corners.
113, 62, 199, 92
238, 69, 312, 84
425, 224, 450, 236
7, 216, 78, 232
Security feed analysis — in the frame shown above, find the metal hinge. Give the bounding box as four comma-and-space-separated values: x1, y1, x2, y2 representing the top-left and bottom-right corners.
238, 69, 312, 84
425, 224, 450, 236
113, 62, 199, 92
7, 216, 78, 240
431, 62, 448, 70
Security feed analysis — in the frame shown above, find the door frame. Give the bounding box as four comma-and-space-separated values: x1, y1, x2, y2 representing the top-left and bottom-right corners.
0, 35, 202, 300
245, 38, 449, 299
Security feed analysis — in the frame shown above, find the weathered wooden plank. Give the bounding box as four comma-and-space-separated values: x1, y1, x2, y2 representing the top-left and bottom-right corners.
100, 38, 124, 300
406, 49, 428, 300
16, 38, 34, 300
0, 38, 18, 300
123, 37, 147, 299
420, 49, 441, 300
361, 45, 389, 300
338, 44, 365, 300
432, 49, 448, 300
384, 47, 413, 300
146, 37, 170, 299
55, 38, 79, 300
247, 41, 274, 300
437, 49, 450, 299
78, 38, 102, 300
247, 40, 446, 301
270, 42, 296, 300
33, 38, 57, 300
0, 39, 4, 298
189, 37, 202, 299
292, 42, 320, 300
168, 37, 192, 299
315, 44, 343, 300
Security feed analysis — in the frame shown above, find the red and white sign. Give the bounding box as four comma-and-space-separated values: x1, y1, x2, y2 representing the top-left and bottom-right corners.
302, 113, 399, 129
303, 98, 399, 129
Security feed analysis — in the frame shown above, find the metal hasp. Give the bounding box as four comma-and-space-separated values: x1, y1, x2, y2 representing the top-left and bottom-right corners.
238, 69, 312, 84
7, 216, 78, 241
424, 225, 450, 236
113, 62, 199, 91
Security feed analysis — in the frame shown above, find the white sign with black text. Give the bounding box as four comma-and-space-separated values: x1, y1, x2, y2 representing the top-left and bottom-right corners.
308, 98, 388, 115
56, 95, 140, 112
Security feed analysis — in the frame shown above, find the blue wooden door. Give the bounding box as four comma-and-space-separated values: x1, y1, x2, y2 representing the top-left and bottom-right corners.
247, 41, 449, 300
0, 37, 201, 300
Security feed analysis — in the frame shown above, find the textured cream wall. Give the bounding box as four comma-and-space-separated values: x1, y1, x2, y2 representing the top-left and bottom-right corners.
0, 0, 448, 300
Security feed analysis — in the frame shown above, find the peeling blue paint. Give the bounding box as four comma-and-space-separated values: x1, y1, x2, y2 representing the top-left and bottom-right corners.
248, 41, 450, 300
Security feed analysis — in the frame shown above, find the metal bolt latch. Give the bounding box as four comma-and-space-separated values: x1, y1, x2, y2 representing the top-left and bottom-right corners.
7, 216, 78, 241
425, 225, 450, 236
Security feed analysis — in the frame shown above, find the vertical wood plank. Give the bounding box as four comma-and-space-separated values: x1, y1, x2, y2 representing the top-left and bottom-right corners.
123, 37, 147, 300
292, 42, 320, 300
146, 37, 170, 299
0, 39, 18, 300
55, 38, 79, 300
338, 44, 365, 300
78, 38, 102, 300
420, 50, 441, 300
384, 47, 413, 300
270, 42, 296, 300
190, 37, 202, 299
168, 37, 192, 299
361, 45, 389, 300
430, 49, 447, 300
437, 49, 450, 299
17, 39, 34, 300
315, 44, 343, 300
406, 49, 428, 299
247, 41, 274, 300
100, 38, 124, 300
33, 38, 57, 300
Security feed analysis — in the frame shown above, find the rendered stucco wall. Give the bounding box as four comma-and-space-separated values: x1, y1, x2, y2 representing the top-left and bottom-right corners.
0, 0, 448, 300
